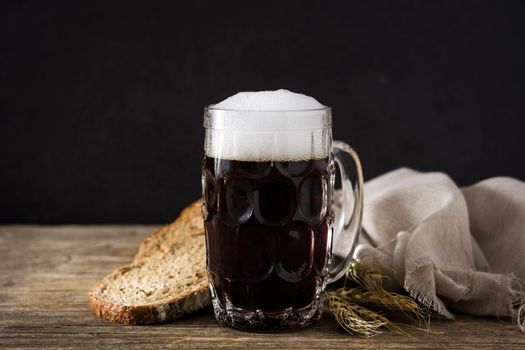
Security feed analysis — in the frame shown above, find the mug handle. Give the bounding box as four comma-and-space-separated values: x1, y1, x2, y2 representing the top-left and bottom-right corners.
327, 140, 364, 283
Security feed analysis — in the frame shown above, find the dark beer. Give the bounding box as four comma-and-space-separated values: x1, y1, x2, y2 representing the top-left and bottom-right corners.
202, 155, 334, 313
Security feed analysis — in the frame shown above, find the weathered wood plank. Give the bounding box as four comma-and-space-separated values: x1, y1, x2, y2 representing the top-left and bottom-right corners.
1, 226, 523, 349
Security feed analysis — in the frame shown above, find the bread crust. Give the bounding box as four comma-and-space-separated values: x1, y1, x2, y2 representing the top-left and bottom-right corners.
135, 200, 203, 260
89, 286, 210, 325
89, 200, 210, 325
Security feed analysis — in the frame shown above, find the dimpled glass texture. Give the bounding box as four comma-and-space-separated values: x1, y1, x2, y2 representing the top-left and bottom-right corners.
202, 155, 334, 330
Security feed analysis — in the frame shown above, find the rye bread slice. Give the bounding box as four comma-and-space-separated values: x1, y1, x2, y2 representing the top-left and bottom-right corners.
89, 200, 211, 324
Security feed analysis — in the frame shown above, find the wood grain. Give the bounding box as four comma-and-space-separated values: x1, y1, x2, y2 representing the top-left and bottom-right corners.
0, 226, 523, 349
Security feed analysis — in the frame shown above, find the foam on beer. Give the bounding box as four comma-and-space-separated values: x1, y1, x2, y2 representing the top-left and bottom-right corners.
214, 90, 324, 111
205, 90, 331, 162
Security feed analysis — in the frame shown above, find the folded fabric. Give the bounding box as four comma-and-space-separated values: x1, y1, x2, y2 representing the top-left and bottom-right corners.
349, 168, 524, 324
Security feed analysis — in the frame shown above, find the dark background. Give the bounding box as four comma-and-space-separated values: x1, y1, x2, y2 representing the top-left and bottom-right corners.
1, 1, 524, 224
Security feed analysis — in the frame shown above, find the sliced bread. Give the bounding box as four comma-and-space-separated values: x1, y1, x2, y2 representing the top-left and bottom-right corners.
89, 200, 210, 324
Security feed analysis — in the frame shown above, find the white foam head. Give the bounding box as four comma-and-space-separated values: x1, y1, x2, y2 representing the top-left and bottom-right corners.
214, 89, 324, 111
205, 90, 331, 162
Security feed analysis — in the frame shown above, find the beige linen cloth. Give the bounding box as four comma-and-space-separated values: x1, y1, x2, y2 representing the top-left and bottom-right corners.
350, 168, 525, 329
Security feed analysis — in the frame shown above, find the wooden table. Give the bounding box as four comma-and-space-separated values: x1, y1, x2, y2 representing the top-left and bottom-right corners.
1, 226, 523, 349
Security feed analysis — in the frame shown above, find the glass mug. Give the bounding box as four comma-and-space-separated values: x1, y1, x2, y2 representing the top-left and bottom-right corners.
201, 105, 363, 330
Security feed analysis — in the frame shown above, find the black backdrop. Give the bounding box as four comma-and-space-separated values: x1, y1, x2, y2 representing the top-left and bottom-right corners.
2, 1, 524, 223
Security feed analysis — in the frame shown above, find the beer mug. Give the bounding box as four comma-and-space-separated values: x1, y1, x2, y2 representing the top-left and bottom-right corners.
201, 100, 363, 330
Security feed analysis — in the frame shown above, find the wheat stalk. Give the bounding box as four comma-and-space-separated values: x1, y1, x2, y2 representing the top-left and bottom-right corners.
326, 259, 432, 337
